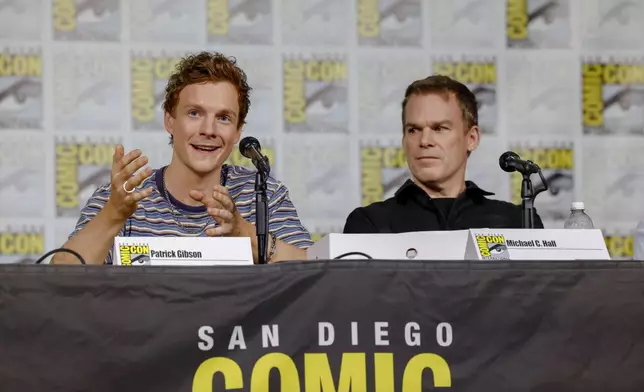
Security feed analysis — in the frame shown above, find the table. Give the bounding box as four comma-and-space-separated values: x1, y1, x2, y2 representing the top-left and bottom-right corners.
1, 259, 644, 391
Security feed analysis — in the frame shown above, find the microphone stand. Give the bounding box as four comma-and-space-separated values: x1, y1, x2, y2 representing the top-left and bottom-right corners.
521, 165, 548, 229
254, 158, 270, 265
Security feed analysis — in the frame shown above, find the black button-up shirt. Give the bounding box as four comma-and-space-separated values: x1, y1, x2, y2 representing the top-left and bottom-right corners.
343, 180, 544, 233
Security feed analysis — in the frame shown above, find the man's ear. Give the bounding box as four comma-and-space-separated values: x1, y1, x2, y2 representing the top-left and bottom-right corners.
164, 112, 174, 138
466, 125, 480, 154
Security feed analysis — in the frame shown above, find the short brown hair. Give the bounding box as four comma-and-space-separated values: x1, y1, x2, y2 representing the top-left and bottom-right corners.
401, 75, 478, 131
163, 51, 251, 128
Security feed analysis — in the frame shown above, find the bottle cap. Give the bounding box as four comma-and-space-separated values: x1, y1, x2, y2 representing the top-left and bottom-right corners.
572, 202, 585, 210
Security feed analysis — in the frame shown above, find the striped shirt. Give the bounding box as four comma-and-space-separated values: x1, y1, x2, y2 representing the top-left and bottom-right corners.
70, 165, 313, 264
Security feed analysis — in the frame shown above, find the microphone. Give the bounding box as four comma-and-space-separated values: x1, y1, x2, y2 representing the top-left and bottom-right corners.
499, 151, 540, 175
239, 136, 270, 175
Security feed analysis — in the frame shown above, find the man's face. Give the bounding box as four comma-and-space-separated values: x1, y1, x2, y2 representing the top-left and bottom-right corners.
402, 92, 479, 188
164, 81, 241, 176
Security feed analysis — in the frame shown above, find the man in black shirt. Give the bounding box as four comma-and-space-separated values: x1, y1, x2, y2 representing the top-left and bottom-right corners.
344, 75, 544, 233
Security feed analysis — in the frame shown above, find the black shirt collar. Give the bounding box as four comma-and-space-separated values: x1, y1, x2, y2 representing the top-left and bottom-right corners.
394, 179, 494, 200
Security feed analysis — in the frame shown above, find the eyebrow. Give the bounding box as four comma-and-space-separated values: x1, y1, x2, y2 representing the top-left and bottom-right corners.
183, 103, 238, 119
404, 120, 453, 129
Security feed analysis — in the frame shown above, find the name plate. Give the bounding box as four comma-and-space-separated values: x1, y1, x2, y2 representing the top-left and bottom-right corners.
465, 229, 610, 260
307, 231, 470, 260
113, 236, 254, 266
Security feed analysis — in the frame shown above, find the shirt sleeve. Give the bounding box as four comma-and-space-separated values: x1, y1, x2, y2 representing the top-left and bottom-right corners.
268, 183, 313, 249
68, 183, 125, 265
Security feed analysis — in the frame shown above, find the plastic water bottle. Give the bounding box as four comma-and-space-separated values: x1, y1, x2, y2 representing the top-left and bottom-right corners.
563, 202, 594, 229
634, 221, 644, 260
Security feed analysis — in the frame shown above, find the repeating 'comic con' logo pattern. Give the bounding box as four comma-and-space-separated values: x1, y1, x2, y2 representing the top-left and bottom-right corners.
0, 225, 44, 264
52, 0, 121, 41
0, 47, 42, 129
55, 137, 119, 217
207, 0, 272, 44
582, 57, 644, 136
283, 54, 349, 133
356, 0, 422, 47
506, 0, 571, 48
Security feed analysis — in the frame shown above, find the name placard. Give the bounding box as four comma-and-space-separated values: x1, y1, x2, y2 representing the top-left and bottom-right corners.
307, 231, 470, 260
465, 229, 611, 260
113, 236, 254, 266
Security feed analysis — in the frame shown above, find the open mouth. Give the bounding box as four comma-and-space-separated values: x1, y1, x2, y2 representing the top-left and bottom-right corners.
191, 144, 220, 153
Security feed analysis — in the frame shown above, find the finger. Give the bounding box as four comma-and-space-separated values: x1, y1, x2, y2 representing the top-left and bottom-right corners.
205, 227, 230, 237
212, 187, 234, 211
127, 166, 153, 188
207, 207, 234, 222
189, 190, 223, 209
119, 155, 148, 182
111, 144, 124, 176
114, 149, 142, 176
123, 187, 154, 205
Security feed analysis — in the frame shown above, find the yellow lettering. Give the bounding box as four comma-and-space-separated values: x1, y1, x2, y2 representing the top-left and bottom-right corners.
53, 0, 76, 32
361, 147, 383, 206
433, 62, 495, 84
283, 60, 306, 124
119, 245, 131, 266
0, 55, 42, 77
0, 233, 44, 255
582, 64, 603, 127
476, 235, 491, 257
603, 64, 644, 84
305, 353, 366, 392
131, 58, 155, 123
374, 353, 395, 392
306, 60, 347, 82
357, 0, 380, 37
154, 57, 180, 80
455, 63, 496, 84
506, 0, 528, 40
402, 353, 451, 390
192, 357, 243, 391
383, 147, 405, 168
77, 144, 113, 166
56, 144, 79, 210
605, 236, 634, 258
250, 353, 300, 392
207, 0, 229, 35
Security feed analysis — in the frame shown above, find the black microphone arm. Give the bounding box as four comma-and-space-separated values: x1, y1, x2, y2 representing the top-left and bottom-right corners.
239, 137, 270, 265
499, 151, 549, 229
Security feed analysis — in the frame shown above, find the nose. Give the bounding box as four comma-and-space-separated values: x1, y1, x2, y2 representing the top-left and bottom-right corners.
200, 114, 219, 137
419, 127, 435, 148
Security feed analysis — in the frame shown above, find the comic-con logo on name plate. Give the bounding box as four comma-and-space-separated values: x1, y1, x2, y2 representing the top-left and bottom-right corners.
476, 234, 509, 260
118, 243, 151, 266
283, 55, 349, 133
52, 0, 121, 41
0, 47, 43, 129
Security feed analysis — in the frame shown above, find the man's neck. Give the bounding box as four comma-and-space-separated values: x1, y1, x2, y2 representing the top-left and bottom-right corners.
412, 176, 466, 199
163, 160, 222, 207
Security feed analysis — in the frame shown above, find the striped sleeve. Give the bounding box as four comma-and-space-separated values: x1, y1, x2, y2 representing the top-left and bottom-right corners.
69, 183, 124, 265
268, 182, 313, 249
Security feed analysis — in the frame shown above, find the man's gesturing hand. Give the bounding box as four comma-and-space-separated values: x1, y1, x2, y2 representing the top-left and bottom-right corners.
189, 185, 242, 237
104, 144, 154, 222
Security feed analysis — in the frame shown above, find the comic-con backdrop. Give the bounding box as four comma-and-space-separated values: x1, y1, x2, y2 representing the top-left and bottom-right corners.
1, 0, 643, 262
